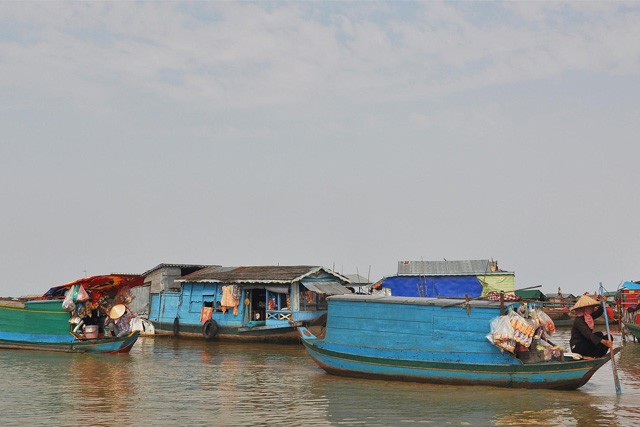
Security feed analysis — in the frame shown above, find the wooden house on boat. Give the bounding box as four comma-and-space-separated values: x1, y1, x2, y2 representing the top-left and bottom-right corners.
546, 291, 577, 306
379, 259, 515, 298
148, 265, 351, 342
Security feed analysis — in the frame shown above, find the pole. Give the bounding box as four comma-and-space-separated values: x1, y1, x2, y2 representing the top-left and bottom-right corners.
600, 282, 622, 396
442, 285, 542, 308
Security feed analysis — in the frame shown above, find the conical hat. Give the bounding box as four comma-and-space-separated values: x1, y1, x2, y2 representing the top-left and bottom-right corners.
109, 304, 126, 319
571, 295, 600, 311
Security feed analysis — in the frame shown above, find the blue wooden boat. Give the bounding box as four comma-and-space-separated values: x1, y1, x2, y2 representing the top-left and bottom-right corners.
299, 295, 617, 390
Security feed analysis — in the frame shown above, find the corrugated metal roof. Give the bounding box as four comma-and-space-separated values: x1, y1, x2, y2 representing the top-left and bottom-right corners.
397, 260, 503, 275
345, 274, 372, 284
177, 265, 348, 284
142, 263, 214, 277
303, 281, 352, 295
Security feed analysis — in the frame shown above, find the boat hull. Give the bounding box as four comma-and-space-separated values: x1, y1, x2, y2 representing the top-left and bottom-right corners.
153, 320, 325, 342
624, 322, 640, 339
301, 331, 611, 390
0, 331, 140, 354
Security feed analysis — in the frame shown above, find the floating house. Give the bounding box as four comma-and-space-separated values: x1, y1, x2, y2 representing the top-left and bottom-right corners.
620, 281, 640, 310
149, 265, 351, 342
378, 259, 515, 298
545, 289, 577, 306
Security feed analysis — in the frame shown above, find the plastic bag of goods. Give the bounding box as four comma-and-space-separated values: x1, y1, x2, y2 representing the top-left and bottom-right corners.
75, 285, 90, 302
62, 288, 76, 312
536, 308, 556, 334
508, 311, 535, 348
487, 315, 516, 353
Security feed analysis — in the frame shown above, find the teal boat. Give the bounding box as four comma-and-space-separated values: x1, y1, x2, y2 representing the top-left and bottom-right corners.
624, 322, 640, 341
0, 275, 142, 354
299, 295, 617, 390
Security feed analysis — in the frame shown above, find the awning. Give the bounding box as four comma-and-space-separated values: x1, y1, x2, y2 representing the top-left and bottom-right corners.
265, 285, 291, 293
302, 281, 351, 295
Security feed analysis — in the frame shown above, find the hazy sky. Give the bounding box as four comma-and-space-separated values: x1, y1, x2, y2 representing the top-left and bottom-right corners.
1, 1, 639, 297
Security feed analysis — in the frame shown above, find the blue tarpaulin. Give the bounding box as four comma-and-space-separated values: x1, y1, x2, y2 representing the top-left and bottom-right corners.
382, 275, 483, 298
622, 281, 640, 290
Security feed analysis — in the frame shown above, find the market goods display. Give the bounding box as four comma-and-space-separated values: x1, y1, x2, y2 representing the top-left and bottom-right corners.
487, 303, 559, 361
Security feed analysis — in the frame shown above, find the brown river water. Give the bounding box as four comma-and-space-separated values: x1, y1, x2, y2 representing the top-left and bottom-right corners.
1, 328, 639, 426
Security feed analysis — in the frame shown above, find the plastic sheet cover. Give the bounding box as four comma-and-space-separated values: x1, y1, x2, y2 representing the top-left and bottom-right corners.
381, 275, 483, 298
622, 281, 640, 290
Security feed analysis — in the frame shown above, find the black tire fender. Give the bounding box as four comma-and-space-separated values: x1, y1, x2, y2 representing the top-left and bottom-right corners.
203, 319, 219, 340
173, 317, 180, 336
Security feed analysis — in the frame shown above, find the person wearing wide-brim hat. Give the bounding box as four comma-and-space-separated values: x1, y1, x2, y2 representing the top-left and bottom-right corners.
104, 304, 131, 337
569, 294, 613, 359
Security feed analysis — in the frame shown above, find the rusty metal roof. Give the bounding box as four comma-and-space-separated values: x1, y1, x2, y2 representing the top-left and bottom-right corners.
345, 274, 372, 284
178, 265, 348, 284
397, 260, 512, 276
142, 263, 214, 277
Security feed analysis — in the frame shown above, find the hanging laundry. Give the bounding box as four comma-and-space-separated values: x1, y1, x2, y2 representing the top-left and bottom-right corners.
221, 285, 240, 316
200, 307, 213, 323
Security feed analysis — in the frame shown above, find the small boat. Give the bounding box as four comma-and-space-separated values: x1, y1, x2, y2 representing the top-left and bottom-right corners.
299, 295, 617, 390
0, 275, 143, 354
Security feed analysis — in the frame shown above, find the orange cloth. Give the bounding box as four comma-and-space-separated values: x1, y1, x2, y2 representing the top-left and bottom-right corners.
220, 286, 239, 316
200, 307, 213, 323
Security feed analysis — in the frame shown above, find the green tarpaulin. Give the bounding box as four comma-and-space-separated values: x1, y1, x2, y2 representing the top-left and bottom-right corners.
515, 289, 546, 300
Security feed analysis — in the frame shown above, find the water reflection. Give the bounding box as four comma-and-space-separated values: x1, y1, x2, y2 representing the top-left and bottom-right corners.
1, 335, 639, 426
310, 373, 621, 426
618, 344, 640, 387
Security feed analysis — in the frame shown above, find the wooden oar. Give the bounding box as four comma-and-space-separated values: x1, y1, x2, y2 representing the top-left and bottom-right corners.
600, 282, 622, 396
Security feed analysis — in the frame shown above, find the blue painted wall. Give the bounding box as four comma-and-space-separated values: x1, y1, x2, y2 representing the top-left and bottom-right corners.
324, 298, 517, 364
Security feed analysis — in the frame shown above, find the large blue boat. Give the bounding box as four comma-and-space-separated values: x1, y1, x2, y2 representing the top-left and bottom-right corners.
299, 295, 617, 390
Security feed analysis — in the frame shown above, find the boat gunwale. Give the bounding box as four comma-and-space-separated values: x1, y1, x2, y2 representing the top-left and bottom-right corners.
327, 294, 506, 308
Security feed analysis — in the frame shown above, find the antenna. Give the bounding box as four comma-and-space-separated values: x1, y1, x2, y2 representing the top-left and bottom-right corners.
367, 265, 371, 283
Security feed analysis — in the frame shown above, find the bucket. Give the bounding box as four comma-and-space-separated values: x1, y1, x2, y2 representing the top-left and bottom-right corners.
83, 325, 99, 339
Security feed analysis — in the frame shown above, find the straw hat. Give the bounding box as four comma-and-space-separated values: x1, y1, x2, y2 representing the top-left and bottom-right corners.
571, 295, 600, 311
109, 304, 126, 319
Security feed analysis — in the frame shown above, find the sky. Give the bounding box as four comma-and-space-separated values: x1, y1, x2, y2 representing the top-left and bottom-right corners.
1, 1, 639, 297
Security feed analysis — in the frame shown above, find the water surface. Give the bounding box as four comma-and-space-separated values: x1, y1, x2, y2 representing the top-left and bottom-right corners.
1, 329, 639, 426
